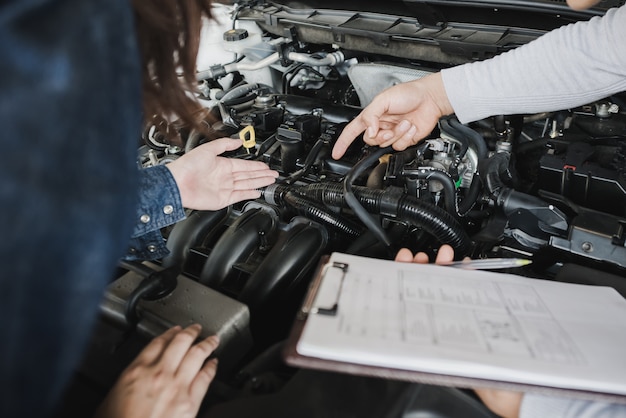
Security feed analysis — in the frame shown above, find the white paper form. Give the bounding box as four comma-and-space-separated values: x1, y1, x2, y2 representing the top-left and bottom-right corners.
297, 252, 626, 395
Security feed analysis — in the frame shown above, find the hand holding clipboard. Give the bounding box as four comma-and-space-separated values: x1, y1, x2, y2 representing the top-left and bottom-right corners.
284, 252, 626, 404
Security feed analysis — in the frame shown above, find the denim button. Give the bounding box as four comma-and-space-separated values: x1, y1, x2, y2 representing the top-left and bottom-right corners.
163, 204, 174, 215
147, 245, 157, 253
140, 214, 151, 223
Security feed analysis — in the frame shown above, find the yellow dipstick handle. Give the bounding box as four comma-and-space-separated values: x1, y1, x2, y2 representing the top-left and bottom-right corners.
239, 125, 256, 154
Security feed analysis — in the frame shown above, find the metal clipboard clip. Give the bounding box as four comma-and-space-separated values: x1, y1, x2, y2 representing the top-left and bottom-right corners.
300, 261, 348, 318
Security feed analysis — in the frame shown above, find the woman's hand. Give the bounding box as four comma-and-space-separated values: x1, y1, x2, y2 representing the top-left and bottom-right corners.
95, 324, 219, 418
332, 73, 454, 159
166, 137, 279, 210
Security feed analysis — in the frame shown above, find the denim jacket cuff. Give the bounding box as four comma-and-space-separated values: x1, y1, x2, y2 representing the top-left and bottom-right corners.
123, 165, 186, 260
125, 230, 170, 261
131, 164, 185, 238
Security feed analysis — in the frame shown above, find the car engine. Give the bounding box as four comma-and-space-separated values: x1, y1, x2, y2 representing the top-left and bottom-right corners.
68, 1, 626, 417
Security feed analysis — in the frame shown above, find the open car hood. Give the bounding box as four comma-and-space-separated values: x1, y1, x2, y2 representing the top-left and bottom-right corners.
59, 1, 626, 417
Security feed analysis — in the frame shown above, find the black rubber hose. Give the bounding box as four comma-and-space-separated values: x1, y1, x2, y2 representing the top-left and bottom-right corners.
449, 118, 489, 161
118, 259, 157, 277
344, 147, 394, 247
396, 194, 471, 257
437, 119, 486, 216
457, 173, 483, 216
124, 266, 179, 326
481, 151, 511, 196
440, 118, 469, 160
295, 183, 471, 257
283, 191, 362, 237
264, 182, 471, 256
401, 168, 457, 215
438, 119, 464, 178
125, 279, 162, 326
284, 137, 326, 184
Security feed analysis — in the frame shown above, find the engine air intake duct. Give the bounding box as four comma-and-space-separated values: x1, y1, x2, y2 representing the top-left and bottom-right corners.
264, 183, 472, 257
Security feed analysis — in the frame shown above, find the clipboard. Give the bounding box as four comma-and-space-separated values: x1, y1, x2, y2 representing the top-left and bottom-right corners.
283, 253, 626, 404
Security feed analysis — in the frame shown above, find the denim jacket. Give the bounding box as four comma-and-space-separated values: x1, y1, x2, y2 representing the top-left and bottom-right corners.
126, 164, 186, 261
1, 1, 142, 416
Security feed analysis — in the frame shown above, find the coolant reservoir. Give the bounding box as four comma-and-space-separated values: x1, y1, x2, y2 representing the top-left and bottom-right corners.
221, 28, 262, 54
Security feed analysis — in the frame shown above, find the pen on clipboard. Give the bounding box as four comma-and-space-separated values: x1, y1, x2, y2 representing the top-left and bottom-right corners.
443, 258, 532, 270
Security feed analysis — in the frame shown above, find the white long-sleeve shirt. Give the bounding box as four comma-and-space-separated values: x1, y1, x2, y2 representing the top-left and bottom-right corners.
444, 6, 626, 416
441, 5, 626, 124
521, 395, 626, 418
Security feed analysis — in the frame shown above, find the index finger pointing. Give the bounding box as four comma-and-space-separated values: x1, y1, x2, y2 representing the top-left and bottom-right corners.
332, 116, 369, 160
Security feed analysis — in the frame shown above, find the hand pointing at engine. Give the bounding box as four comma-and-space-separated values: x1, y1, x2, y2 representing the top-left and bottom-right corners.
331, 73, 454, 159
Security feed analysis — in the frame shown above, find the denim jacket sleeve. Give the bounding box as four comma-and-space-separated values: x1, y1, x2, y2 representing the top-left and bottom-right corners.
125, 164, 186, 260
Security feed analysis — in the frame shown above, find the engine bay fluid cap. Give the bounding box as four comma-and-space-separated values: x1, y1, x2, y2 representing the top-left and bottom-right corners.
224, 28, 249, 42
239, 125, 256, 153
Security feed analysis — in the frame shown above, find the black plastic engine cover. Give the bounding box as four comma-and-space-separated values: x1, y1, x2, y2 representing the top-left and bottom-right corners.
538, 142, 626, 217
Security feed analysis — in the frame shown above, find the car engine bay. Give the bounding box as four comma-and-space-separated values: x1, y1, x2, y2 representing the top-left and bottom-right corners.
63, 1, 626, 417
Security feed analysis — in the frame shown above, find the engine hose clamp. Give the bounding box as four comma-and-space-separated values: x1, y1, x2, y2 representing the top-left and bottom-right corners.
379, 187, 405, 217
264, 183, 279, 206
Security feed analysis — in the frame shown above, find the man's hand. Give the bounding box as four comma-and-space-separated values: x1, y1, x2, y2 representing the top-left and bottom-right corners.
166, 137, 279, 210
95, 324, 219, 418
394, 244, 455, 265
332, 73, 454, 159
474, 388, 523, 418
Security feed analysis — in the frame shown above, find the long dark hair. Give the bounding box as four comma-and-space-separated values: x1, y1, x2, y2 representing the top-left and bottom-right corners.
132, 0, 214, 138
